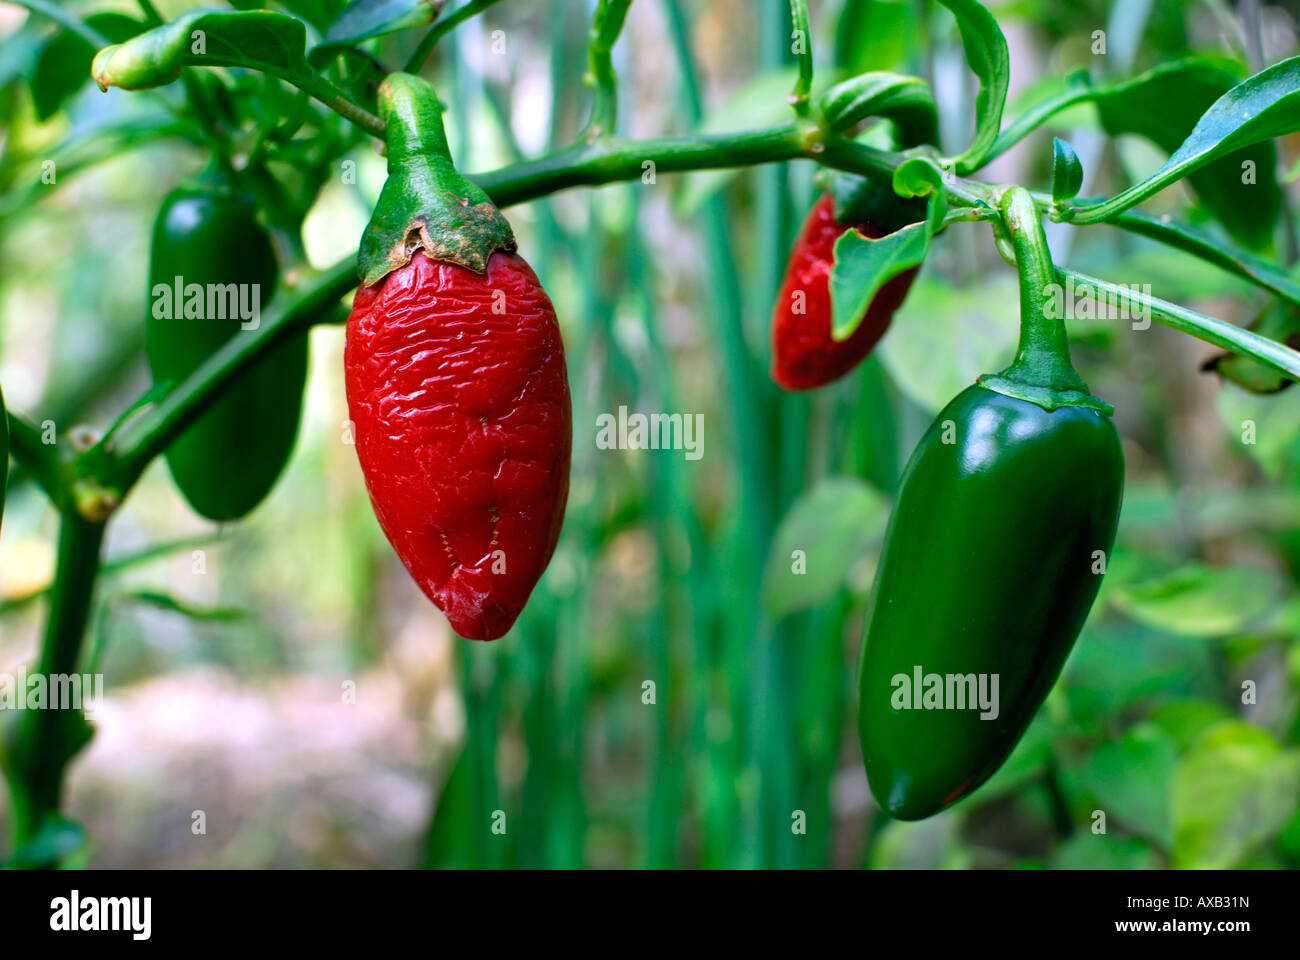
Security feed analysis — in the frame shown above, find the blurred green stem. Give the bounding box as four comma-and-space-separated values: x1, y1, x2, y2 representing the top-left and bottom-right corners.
583, 0, 632, 139
6, 513, 105, 865
5, 413, 63, 505
788, 0, 813, 115
404, 0, 508, 73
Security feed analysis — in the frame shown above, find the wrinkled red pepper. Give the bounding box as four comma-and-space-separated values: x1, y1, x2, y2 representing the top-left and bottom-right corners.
346, 249, 571, 640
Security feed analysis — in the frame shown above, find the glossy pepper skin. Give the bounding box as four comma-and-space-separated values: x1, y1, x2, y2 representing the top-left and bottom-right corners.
771, 193, 918, 390
147, 188, 308, 521
345, 249, 571, 641
857, 383, 1124, 820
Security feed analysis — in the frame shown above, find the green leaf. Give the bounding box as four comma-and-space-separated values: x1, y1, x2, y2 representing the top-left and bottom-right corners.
935, 0, 1009, 174
1147, 700, 1234, 753
870, 815, 972, 869
1090, 58, 1279, 250
1079, 723, 1177, 847
1214, 380, 1300, 478
1171, 720, 1300, 868
1063, 622, 1219, 719
277, 0, 351, 31
1050, 137, 1083, 203
92, 10, 313, 93
829, 162, 945, 342
122, 589, 248, 622
31, 13, 141, 121
310, 0, 445, 67
1110, 564, 1281, 637
817, 71, 939, 147
834, 0, 913, 76
1051, 833, 1157, 870
762, 477, 889, 619
1071, 56, 1300, 231
876, 274, 1021, 414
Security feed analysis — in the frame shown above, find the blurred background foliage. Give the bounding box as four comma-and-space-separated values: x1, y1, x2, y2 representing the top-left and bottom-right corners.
2, 0, 1300, 868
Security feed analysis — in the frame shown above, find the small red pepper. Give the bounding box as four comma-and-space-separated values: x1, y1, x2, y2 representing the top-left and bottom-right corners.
771, 193, 918, 391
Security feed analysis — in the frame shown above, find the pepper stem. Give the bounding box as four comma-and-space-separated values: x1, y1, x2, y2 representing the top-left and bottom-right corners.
357, 73, 515, 286
979, 186, 1109, 413
381, 73, 455, 169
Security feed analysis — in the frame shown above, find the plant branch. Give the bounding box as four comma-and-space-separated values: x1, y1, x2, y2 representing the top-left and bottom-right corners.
788, 0, 812, 116
583, 0, 633, 139
1058, 267, 1300, 380
1107, 209, 1300, 308
97, 271, 354, 491
12, 0, 108, 47
72, 122, 1300, 510
404, 0, 507, 74
5, 412, 64, 505
473, 124, 817, 206
5, 511, 105, 864
985, 86, 1092, 163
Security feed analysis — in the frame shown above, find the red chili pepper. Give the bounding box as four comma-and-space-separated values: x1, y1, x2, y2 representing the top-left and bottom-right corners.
771, 193, 918, 391
345, 249, 571, 640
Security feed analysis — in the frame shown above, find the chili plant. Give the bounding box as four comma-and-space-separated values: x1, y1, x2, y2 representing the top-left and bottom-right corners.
2, 0, 1300, 868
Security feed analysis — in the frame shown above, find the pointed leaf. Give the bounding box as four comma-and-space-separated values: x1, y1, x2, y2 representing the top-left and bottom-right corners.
936, 0, 1009, 174
92, 10, 312, 92
762, 477, 889, 619
1051, 137, 1083, 203
1071, 57, 1300, 229
310, 0, 445, 67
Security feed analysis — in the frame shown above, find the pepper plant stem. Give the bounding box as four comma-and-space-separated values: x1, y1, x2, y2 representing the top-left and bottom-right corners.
6, 512, 106, 863
1059, 267, 1300, 380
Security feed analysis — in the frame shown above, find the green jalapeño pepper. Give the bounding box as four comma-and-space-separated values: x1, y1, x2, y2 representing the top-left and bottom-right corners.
147, 187, 308, 521
856, 188, 1125, 820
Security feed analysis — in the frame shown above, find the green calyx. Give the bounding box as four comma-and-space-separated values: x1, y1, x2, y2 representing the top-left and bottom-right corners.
978, 186, 1112, 414
829, 172, 926, 234
826, 125, 926, 230
358, 72, 515, 287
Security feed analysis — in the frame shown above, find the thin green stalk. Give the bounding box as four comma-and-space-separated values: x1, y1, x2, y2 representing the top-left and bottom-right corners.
787, 0, 812, 115
1059, 267, 1300, 380
1104, 207, 1300, 308
12, 0, 107, 46
583, 0, 632, 139
985, 86, 1093, 163
474, 125, 813, 206
662, 0, 749, 868
404, 0, 507, 74
998, 186, 1088, 394
5, 412, 64, 505
99, 263, 354, 491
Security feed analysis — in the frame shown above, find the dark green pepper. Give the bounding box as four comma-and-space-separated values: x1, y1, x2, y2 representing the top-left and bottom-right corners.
857, 385, 1123, 819
856, 188, 1124, 819
147, 187, 307, 521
